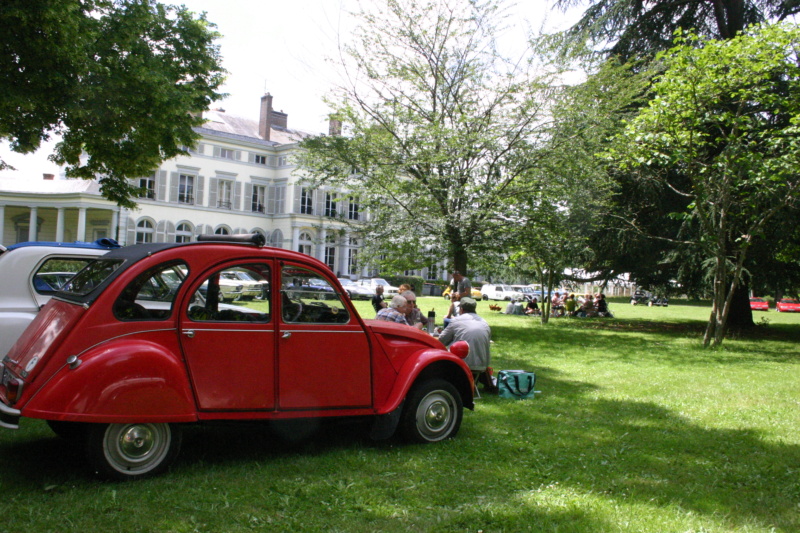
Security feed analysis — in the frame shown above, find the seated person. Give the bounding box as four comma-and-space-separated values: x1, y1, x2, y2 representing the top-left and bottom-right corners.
551, 291, 565, 316
596, 293, 612, 317
576, 294, 597, 317
564, 294, 577, 316
375, 295, 412, 326
402, 290, 427, 329
438, 297, 497, 393
525, 297, 540, 315
505, 299, 517, 314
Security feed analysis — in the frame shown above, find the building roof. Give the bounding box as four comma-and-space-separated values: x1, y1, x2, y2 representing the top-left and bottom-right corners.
201, 109, 312, 145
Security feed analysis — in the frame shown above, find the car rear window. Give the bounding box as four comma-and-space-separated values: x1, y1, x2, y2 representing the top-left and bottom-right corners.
61, 259, 126, 296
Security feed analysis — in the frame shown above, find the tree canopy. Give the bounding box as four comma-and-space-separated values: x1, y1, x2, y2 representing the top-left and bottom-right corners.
0, 0, 225, 208
554, 0, 799, 60
299, 0, 560, 276
607, 24, 800, 346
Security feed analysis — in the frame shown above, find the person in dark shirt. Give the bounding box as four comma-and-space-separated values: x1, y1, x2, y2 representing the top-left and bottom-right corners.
371, 285, 387, 314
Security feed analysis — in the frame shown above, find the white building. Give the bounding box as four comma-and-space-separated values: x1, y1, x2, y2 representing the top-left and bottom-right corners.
0, 93, 376, 279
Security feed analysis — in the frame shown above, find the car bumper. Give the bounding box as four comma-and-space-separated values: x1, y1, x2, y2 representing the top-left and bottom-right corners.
0, 401, 20, 429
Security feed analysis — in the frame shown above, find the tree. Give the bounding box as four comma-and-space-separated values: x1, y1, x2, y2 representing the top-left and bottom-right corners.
0, 0, 225, 208
298, 0, 558, 276
554, 0, 799, 60
554, 0, 800, 330
607, 24, 800, 347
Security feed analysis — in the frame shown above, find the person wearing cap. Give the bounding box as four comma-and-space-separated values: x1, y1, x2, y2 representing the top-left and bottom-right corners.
438, 297, 497, 393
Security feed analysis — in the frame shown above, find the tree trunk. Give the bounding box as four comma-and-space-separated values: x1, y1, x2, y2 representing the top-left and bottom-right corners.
726, 281, 754, 331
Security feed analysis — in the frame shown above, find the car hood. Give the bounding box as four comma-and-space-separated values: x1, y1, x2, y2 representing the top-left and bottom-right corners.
3, 299, 84, 384
365, 319, 445, 371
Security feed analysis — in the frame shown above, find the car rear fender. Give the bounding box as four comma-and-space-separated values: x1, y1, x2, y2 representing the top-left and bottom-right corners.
21, 335, 197, 424
377, 350, 474, 414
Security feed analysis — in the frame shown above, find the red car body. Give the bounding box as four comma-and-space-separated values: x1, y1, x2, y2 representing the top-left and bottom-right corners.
776, 298, 800, 312
749, 298, 769, 311
0, 235, 473, 479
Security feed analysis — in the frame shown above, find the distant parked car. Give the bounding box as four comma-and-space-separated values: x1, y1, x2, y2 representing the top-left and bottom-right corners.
0, 239, 120, 357
480, 284, 523, 301
648, 296, 669, 307
749, 297, 769, 311
338, 278, 374, 300
776, 298, 800, 312
356, 278, 400, 296
221, 269, 269, 300
442, 285, 483, 300
511, 285, 540, 302
34, 271, 77, 290
630, 290, 651, 305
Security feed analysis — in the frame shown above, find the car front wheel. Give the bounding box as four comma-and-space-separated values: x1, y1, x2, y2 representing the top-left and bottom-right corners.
400, 379, 462, 443
85, 422, 182, 480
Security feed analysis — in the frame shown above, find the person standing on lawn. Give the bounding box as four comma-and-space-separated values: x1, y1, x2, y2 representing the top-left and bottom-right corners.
444, 270, 472, 327
371, 284, 387, 314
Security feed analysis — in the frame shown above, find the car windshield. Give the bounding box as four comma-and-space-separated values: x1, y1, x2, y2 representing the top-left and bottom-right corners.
61, 259, 125, 296
751, 298, 765, 302
374, 278, 391, 286
339, 279, 356, 286
782, 299, 799, 304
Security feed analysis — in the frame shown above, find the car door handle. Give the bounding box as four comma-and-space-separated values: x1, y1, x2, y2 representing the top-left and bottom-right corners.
182, 329, 195, 338
282, 331, 291, 339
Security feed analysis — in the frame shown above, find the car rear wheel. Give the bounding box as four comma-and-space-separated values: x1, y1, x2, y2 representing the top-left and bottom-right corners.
85, 422, 182, 480
400, 379, 462, 443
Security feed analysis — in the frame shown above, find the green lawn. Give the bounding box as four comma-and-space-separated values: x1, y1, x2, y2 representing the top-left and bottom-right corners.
0, 298, 797, 532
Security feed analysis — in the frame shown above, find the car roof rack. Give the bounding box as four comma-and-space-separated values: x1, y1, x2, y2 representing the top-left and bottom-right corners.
196, 233, 266, 247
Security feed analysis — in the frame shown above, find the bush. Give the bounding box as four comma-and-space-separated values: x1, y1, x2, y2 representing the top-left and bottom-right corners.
385, 275, 425, 293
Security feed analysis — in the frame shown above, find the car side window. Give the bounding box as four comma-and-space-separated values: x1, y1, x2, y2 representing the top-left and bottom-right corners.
32, 258, 96, 294
114, 262, 188, 321
281, 266, 349, 324
187, 263, 271, 323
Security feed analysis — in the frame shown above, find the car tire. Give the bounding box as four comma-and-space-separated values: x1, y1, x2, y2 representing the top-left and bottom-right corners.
482, 295, 488, 301
400, 378, 462, 444
47, 420, 87, 440
85, 422, 182, 481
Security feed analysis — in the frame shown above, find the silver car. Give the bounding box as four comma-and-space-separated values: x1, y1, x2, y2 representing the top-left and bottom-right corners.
0, 239, 120, 356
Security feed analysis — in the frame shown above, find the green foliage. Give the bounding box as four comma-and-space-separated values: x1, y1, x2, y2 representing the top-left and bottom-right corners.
299, 0, 560, 275
608, 24, 800, 345
0, 0, 225, 208
554, 0, 799, 60
384, 274, 425, 293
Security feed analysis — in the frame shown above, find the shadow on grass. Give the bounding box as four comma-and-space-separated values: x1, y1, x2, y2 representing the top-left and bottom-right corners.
0, 382, 797, 531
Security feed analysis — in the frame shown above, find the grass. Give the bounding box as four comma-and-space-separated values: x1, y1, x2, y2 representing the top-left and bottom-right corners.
0, 297, 798, 532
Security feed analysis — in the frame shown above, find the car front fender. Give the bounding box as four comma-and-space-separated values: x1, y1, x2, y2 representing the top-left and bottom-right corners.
377, 349, 474, 415
21, 335, 197, 424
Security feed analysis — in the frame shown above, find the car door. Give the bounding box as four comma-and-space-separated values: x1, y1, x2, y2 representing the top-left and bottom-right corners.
278, 264, 372, 410
179, 261, 275, 411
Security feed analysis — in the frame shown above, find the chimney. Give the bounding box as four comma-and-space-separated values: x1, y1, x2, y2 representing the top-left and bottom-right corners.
43, 173, 54, 180
329, 117, 342, 136
259, 93, 273, 141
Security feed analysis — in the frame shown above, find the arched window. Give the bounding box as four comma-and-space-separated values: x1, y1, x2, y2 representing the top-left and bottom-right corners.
298, 231, 313, 256
136, 219, 155, 244
214, 226, 230, 235
176, 222, 193, 243
270, 229, 284, 248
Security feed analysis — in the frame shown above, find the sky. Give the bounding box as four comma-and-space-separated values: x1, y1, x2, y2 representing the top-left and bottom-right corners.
0, 0, 580, 178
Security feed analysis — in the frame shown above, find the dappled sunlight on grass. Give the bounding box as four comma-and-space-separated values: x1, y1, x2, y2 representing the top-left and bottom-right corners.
0, 298, 797, 531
